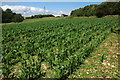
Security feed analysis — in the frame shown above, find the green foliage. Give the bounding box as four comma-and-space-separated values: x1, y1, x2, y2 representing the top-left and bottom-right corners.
2, 9, 14, 23
61, 14, 68, 17
96, 5, 106, 18
2, 8, 24, 23
2, 17, 118, 79
100, 54, 104, 62
26, 14, 54, 19
18, 56, 43, 79
2, 64, 14, 79
112, 26, 120, 34
71, 2, 120, 17
71, 5, 98, 17
12, 14, 24, 22
96, 2, 120, 17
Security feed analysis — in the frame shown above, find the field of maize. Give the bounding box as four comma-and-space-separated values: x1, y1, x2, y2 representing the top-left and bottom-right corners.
2, 17, 119, 79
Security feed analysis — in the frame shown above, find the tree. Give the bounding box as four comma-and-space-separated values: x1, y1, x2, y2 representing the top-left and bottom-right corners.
2, 9, 14, 23
12, 14, 24, 22
70, 1, 120, 18
1, 8, 24, 23
95, 5, 106, 18
27, 14, 54, 19
70, 5, 98, 17
95, 2, 119, 17
61, 14, 68, 17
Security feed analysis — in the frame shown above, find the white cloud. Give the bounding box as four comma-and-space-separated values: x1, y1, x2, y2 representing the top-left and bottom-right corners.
1, 5, 70, 17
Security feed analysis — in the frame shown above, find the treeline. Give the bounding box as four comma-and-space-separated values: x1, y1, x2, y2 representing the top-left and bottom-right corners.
0, 7, 55, 23
71, 2, 120, 17
1, 8, 24, 23
26, 14, 54, 19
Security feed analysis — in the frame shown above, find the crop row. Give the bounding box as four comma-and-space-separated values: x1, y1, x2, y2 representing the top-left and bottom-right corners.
2, 17, 118, 79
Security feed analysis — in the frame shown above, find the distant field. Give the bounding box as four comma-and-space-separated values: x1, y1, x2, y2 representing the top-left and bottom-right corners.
2, 17, 119, 79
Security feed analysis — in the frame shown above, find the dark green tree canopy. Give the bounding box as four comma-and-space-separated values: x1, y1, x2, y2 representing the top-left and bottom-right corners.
70, 2, 120, 18
26, 14, 54, 19
2, 8, 24, 23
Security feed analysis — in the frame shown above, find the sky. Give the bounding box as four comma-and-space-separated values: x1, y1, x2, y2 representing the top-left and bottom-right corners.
1, 0, 108, 2
1, 2, 103, 17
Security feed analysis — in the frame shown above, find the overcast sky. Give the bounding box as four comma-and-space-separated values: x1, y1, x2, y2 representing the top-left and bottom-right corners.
1, 2, 102, 17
